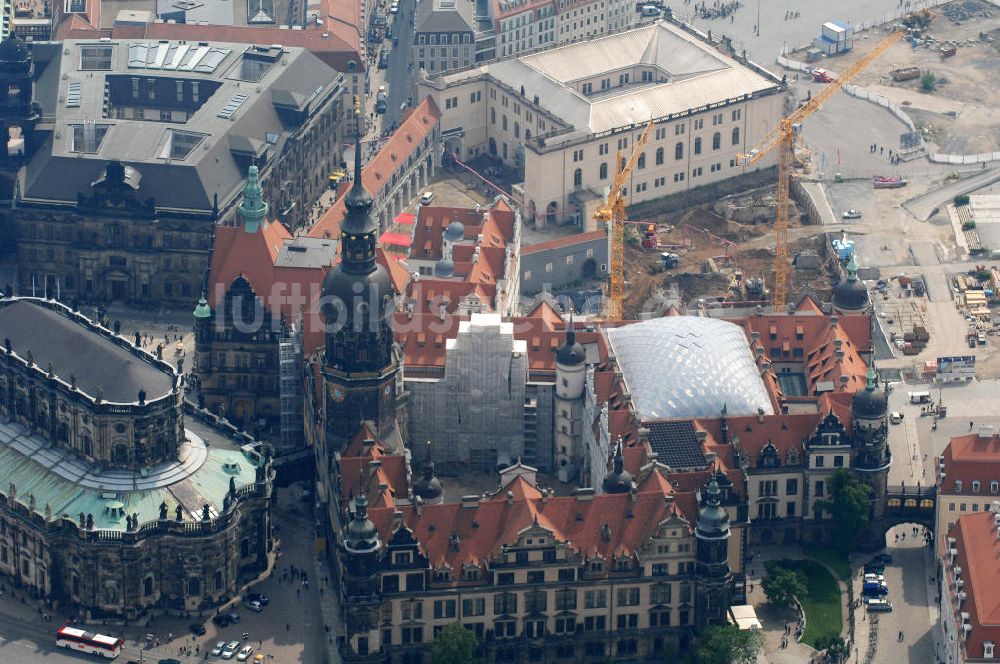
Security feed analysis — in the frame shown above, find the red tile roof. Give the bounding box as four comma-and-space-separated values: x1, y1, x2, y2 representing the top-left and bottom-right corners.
208, 224, 329, 318
521, 230, 607, 255
309, 97, 442, 241
948, 512, 1000, 659
368, 477, 684, 569
339, 423, 410, 509
940, 433, 1000, 496
54, 17, 362, 71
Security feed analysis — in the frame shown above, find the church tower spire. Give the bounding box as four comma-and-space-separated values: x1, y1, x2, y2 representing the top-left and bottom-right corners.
239, 165, 269, 233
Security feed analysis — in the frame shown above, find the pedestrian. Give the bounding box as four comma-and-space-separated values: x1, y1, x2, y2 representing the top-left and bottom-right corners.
880, 147, 884, 155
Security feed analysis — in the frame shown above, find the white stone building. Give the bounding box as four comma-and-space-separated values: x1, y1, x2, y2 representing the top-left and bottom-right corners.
419, 20, 785, 227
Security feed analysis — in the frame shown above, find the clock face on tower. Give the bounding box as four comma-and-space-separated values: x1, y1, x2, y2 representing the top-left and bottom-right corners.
383, 385, 392, 397
332, 387, 345, 403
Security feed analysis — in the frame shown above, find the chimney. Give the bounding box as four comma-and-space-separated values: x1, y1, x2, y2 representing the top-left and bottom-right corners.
695, 430, 708, 443
575, 487, 595, 502
979, 424, 995, 439
830, 315, 839, 328
757, 407, 765, 424
506, 490, 514, 506
368, 459, 382, 475
392, 510, 404, 529
461, 495, 480, 509
704, 451, 717, 465
414, 495, 423, 516
835, 348, 845, 360
750, 330, 760, 342
834, 338, 843, 349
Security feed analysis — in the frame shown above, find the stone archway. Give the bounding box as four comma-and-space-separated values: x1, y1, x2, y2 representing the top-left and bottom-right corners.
443, 135, 463, 167
582, 258, 597, 278
546, 201, 558, 225
488, 137, 497, 156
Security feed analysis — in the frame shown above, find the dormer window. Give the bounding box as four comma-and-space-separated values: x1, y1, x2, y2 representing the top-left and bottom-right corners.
590, 559, 604, 572
392, 551, 412, 565
986, 641, 995, 659
956, 480, 963, 492
973, 481, 981, 494
992, 481, 998, 494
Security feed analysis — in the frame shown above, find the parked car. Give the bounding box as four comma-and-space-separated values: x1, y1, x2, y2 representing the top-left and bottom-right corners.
212, 614, 232, 628
874, 553, 893, 564
862, 582, 888, 596
237, 645, 255, 662
863, 562, 884, 575
866, 598, 894, 612
420, 191, 435, 204
159, 660, 183, 664
226, 612, 241, 624
842, 209, 863, 219
211, 641, 227, 656
246, 592, 270, 606
189, 623, 206, 636
863, 573, 886, 583
890, 411, 903, 424
245, 600, 264, 613
222, 641, 241, 659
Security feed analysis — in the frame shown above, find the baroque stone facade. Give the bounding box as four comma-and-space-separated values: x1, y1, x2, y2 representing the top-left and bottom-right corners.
0, 297, 273, 619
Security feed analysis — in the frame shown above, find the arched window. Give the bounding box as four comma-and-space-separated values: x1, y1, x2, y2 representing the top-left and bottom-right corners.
637, 153, 646, 169
655, 147, 664, 165
143, 577, 154, 597
732, 127, 740, 145
712, 132, 721, 150
573, 168, 582, 187
525, 129, 531, 141
599, 162, 608, 180
113, 444, 128, 465
490, 108, 496, 124
675, 142, 684, 160
514, 121, 520, 139
694, 137, 702, 155
187, 577, 201, 597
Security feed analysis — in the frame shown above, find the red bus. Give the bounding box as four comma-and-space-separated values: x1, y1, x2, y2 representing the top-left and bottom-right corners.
56, 626, 124, 658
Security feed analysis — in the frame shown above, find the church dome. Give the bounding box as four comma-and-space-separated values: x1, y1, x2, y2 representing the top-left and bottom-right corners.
832, 256, 869, 312
602, 442, 634, 494
413, 462, 443, 501
444, 221, 465, 242
344, 495, 380, 552
320, 265, 395, 326
433, 258, 455, 278
696, 480, 730, 538
555, 318, 585, 366
852, 365, 887, 419
0, 34, 29, 63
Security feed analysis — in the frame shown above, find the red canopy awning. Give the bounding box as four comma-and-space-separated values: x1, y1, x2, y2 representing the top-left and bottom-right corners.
379, 232, 411, 247
394, 212, 416, 225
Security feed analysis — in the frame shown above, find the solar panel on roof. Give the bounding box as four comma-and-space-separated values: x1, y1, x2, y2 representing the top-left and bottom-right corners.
645, 421, 707, 471
194, 48, 230, 73
65, 81, 82, 108
217, 93, 250, 119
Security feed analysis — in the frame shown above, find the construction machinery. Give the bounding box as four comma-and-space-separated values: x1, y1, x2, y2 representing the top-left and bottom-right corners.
596, 118, 654, 320
738, 23, 916, 310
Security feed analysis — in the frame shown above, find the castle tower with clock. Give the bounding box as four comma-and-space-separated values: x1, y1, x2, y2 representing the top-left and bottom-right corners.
319, 112, 405, 448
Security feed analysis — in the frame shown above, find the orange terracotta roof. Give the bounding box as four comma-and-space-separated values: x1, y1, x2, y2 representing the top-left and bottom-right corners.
521, 230, 607, 255
368, 479, 680, 569
940, 434, 1000, 495
948, 513, 1000, 657
208, 224, 328, 318
309, 97, 442, 241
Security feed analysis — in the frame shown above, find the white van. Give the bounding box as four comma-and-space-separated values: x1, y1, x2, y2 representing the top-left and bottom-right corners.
890, 412, 903, 424
908, 391, 931, 404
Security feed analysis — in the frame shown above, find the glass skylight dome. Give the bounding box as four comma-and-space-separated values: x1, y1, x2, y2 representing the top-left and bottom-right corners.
606, 316, 774, 420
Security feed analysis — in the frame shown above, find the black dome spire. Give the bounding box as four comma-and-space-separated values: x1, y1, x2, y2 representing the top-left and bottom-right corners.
341, 112, 376, 236
852, 360, 887, 419
833, 256, 869, 312
602, 439, 634, 494
556, 315, 586, 366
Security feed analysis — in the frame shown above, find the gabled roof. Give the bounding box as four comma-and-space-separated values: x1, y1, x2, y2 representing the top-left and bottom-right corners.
949, 512, 1000, 658
521, 230, 607, 254
309, 97, 441, 240
940, 433, 1000, 495
368, 476, 683, 569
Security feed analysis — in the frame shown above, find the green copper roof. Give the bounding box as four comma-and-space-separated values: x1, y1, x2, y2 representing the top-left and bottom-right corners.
193, 292, 212, 319
239, 165, 269, 233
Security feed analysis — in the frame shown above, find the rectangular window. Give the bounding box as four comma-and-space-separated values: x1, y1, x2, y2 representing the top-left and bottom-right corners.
463, 597, 486, 617
816, 456, 825, 468
433, 600, 456, 619
786, 502, 796, 517
584, 590, 607, 609
757, 502, 776, 519
834, 456, 844, 468
786, 479, 798, 495
497, 572, 514, 585
616, 587, 640, 607
816, 481, 825, 497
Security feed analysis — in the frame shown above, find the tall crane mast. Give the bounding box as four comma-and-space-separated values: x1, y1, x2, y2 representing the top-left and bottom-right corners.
738, 26, 908, 311
596, 118, 654, 320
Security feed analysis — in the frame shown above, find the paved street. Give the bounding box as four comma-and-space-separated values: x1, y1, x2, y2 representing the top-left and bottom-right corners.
851, 530, 937, 664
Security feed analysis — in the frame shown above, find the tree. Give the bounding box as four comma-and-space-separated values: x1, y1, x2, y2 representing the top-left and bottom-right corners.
814, 469, 872, 553
695, 624, 764, 664
762, 566, 807, 609
429, 622, 479, 664
816, 634, 850, 662
921, 70, 936, 92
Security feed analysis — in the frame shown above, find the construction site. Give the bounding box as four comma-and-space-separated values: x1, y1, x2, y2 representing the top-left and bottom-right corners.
618, 190, 841, 318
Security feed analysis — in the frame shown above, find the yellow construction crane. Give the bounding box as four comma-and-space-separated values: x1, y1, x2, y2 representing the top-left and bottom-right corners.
597, 118, 654, 320
738, 26, 909, 311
